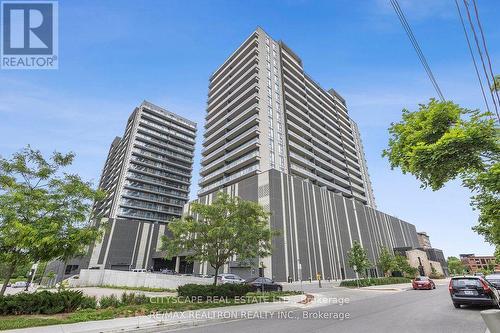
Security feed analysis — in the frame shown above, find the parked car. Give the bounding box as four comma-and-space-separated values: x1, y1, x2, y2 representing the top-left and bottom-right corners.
12, 281, 28, 288
449, 276, 500, 309
412, 276, 435, 290
161, 269, 176, 275
216, 273, 245, 284
245, 277, 283, 292
131, 268, 147, 273
485, 274, 500, 289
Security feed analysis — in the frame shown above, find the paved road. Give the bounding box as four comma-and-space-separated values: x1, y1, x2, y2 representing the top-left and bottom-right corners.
163, 285, 488, 333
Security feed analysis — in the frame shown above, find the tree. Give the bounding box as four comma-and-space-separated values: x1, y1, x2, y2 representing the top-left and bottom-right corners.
347, 241, 372, 281
447, 256, 465, 275
377, 246, 396, 277
0, 147, 104, 295
492, 75, 500, 92
393, 255, 418, 278
161, 192, 278, 285
382, 99, 499, 259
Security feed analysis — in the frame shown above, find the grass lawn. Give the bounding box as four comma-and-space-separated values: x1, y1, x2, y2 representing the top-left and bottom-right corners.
0, 291, 302, 331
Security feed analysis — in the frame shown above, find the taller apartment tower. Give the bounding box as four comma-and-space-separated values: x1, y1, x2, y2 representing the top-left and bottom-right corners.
199, 27, 376, 207
87, 101, 197, 272
192, 28, 421, 282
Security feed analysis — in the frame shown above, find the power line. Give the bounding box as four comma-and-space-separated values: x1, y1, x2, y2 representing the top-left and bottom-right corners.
462, 0, 500, 121
453, 0, 490, 113
471, 0, 500, 111
390, 0, 445, 102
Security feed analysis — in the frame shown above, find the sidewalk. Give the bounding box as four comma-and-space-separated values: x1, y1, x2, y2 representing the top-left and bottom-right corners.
5, 294, 321, 333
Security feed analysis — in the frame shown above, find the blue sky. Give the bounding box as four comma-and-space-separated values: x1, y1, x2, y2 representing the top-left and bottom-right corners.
1, 0, 498, 257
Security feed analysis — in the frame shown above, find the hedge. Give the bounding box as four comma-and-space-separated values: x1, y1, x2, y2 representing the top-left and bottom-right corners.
0, 290, 96, 315
339, 277, 411, 288
177, 284, 252, 300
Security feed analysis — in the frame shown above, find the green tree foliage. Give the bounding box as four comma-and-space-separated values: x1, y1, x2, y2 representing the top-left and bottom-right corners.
0, 147, 104, 295
382, 99, 499, 258
393, 255, 418, 278
0, 261, 32, 280
492, 75, 500, 92
347, 241, 372, 280
377, 246, 396, 277
161, 192, 278, 285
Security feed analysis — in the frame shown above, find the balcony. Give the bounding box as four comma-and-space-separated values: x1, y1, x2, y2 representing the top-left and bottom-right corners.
208, 65, 259, 118
203, 114, 259, 155
204, 102, 259, 145
210, 34, 258, 89
201, 138, 260, 175
205, 91, 259, 136
134, 141, 193, 164
198, 164, 260, 195
199, 151, 259, 185
132, 149, 192, 172
139, 119, 195, 144
202, 125, 259, 163
208, 61, 259, 113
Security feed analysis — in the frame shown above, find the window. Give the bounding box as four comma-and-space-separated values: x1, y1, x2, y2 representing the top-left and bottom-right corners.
65, 265, 79, 274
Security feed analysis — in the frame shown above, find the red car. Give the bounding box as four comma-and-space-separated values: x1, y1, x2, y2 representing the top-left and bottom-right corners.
412, 276, 436, 290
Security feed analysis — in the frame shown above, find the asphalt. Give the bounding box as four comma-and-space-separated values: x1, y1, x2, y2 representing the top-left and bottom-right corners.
160, 285, 488, 333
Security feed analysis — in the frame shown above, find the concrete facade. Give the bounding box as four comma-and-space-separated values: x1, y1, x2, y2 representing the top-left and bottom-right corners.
70, 269, 211, 289
191, 170, 419, 282
417, 232, 432, 249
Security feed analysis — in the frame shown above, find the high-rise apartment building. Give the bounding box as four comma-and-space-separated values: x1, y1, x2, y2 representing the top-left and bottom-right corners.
199, 27, 375, 207
192, 28, 422, 281
87, 101, 197, 271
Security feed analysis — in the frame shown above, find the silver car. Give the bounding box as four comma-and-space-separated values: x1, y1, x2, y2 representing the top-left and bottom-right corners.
485, 274, 500, 289
12, 281, 28, 288
216, 273, 245, 284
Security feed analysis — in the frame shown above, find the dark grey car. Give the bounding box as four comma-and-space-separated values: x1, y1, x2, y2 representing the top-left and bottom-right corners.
449, 276, 500, 309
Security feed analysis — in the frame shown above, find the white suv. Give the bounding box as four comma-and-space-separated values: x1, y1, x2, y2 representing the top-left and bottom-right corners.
216, 273, 245, 284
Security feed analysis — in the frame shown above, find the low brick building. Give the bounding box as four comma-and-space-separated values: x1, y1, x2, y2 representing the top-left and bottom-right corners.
460, 254, 500, 274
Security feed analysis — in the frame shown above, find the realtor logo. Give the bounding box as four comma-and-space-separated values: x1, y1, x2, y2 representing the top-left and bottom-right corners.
1, 1, 58, 69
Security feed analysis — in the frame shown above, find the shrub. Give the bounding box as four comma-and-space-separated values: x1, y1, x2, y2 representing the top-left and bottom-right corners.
339, 277, 411, 288
99, 294, 120, 308
0, 290, 85, 315
79, 296, 97, 309
429, 273, 445, 279
120, 292, 148, 306
177, 284, 252, 300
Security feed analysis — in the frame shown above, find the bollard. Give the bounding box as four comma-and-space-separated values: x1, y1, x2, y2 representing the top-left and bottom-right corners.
480, 309, 500, 333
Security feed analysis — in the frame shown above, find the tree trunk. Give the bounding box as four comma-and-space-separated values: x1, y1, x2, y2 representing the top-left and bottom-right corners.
213, 266, 219, 286
0, 262, 16, 296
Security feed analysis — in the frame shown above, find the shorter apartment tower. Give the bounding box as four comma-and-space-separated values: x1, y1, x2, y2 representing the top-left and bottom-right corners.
86, 101, 196, 272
